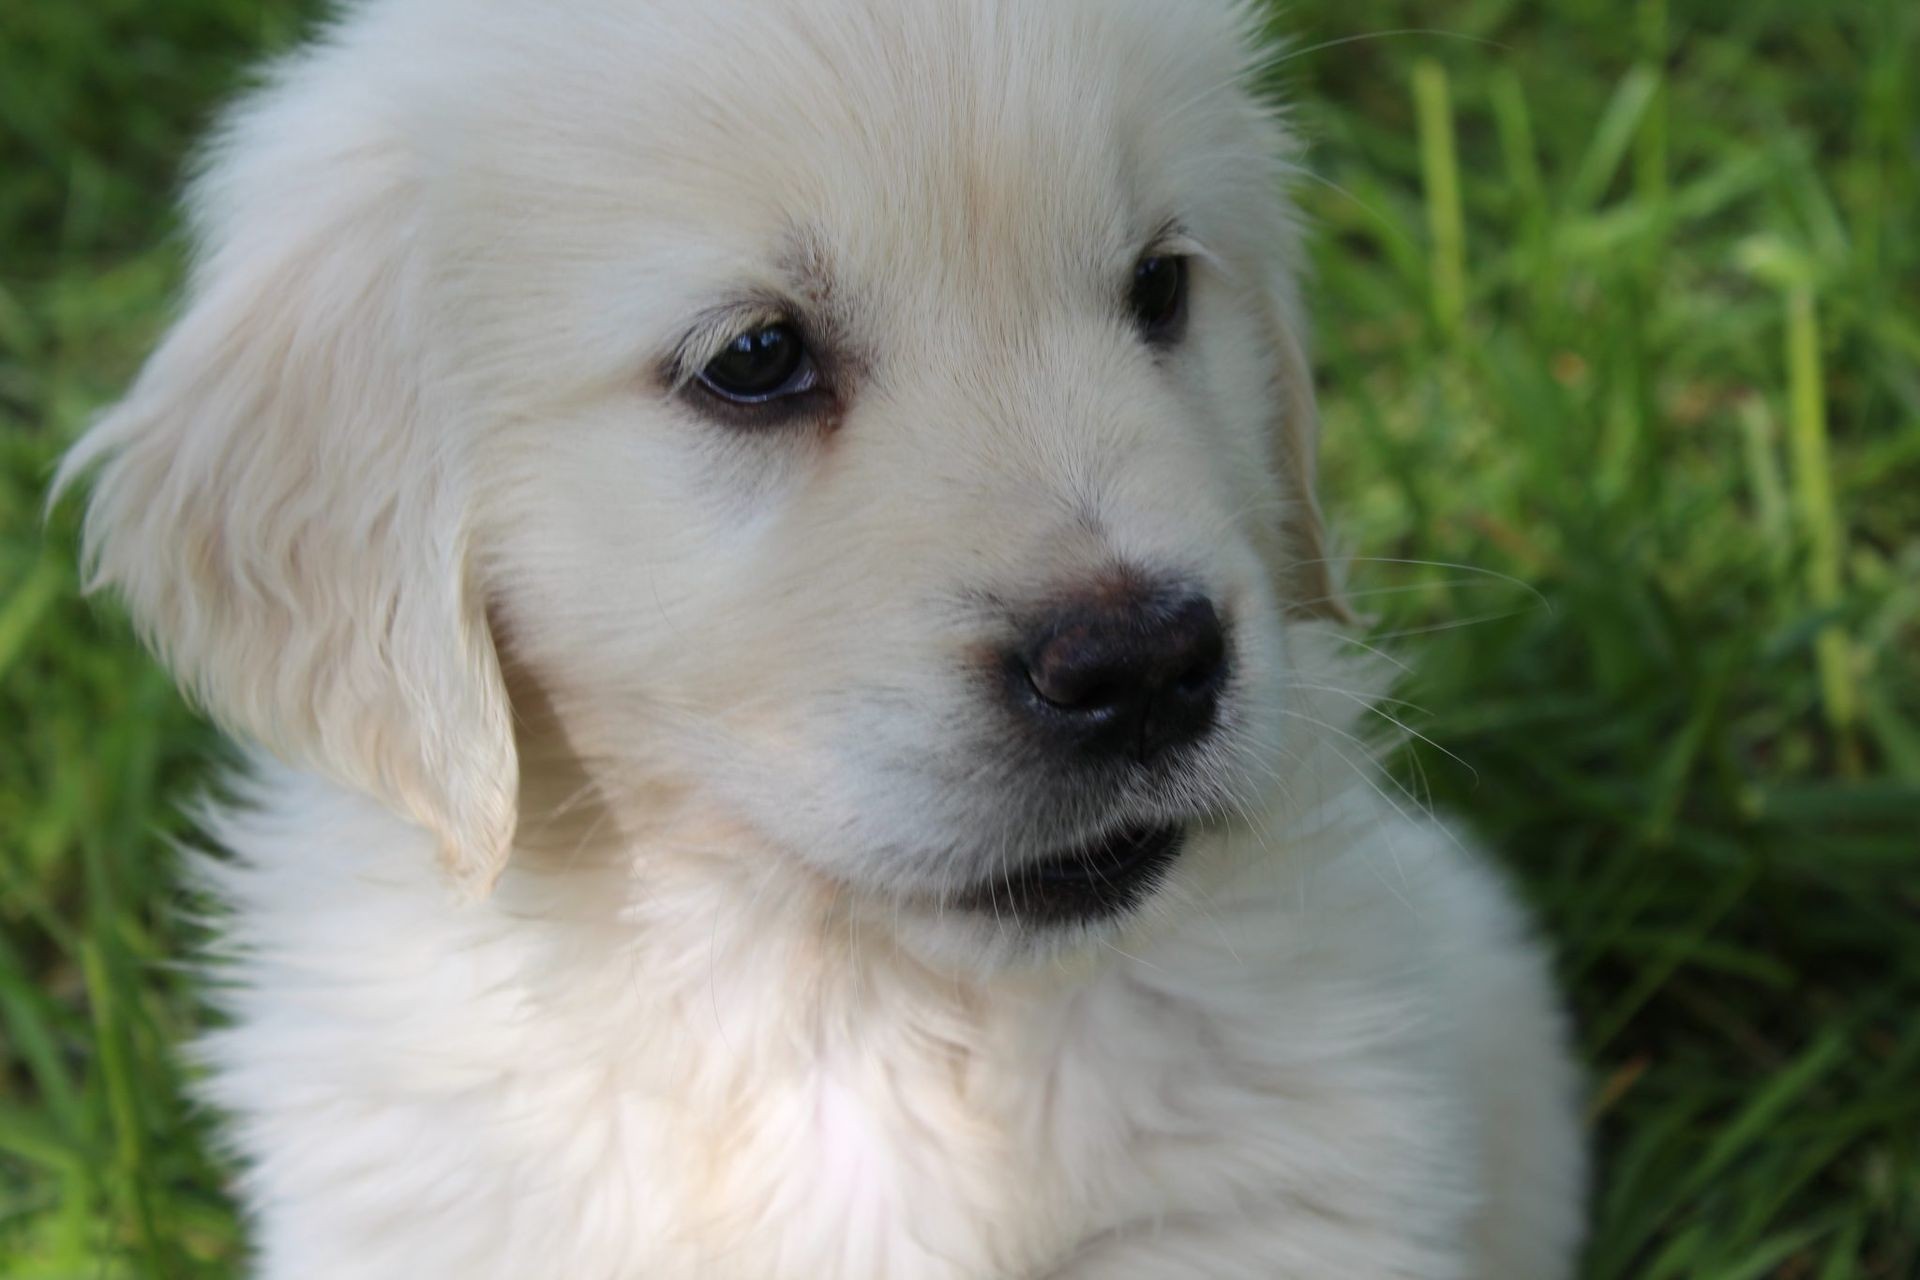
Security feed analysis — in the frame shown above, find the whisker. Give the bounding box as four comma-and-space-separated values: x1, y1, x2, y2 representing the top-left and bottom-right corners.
1275, 159, 1422, 258
1287, 681, 1480, 787
1164, 27, 1507, 128
1367, 608, 1535, 640
1254, 28, 1509, 79
1296, 577, 1531, 607
1289, 555, 1553, 615
1277, 705, 1478, 869
1284, 680, 1435, 718
1323, 630, 1416, 676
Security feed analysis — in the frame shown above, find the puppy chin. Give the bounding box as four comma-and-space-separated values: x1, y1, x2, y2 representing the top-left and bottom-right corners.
861, 895, 1111, 977
841, 820, 1226, 977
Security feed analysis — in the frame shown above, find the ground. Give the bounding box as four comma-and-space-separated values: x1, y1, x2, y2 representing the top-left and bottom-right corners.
1, 0, 1916, 1275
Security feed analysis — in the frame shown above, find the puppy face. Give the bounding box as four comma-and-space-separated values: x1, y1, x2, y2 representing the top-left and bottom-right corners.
62, 0, 1344, 949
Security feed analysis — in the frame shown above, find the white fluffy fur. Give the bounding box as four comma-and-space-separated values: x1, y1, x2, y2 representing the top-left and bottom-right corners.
60, 0, 1586, 1275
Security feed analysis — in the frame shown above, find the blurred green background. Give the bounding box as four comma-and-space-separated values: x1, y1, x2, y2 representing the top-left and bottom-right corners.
2, 0, 1917, 1275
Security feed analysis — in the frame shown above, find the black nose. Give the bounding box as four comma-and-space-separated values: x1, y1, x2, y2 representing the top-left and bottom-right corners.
1013, 592, 1227, 763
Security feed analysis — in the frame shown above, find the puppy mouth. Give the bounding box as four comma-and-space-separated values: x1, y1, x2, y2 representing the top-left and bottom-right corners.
951, 821, 1187, 926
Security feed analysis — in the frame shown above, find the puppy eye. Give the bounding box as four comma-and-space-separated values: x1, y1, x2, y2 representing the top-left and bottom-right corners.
1128, 254, 1188, 343
697, 323, 817, 404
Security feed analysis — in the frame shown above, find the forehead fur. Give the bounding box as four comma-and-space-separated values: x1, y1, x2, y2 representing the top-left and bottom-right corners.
252, 0, 1294, 372
411, 0, 1281, 189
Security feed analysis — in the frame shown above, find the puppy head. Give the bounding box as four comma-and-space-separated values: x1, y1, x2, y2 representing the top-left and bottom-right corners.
61, 0, 1347, 937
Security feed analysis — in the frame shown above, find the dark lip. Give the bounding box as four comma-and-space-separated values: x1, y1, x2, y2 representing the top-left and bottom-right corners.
952, 821, 1187, 926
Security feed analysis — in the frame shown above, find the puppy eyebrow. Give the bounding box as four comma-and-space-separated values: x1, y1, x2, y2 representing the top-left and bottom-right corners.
665, 295, 802, 388
663, 226, 846, 389
1147, 217, 1214, 265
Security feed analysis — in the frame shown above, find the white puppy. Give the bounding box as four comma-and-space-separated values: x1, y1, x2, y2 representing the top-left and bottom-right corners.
60, 0, 1586, 1275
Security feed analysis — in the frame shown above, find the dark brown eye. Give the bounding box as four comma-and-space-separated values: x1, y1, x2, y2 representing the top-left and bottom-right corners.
1129, 254, 1188, 342
698, 323, 814, 403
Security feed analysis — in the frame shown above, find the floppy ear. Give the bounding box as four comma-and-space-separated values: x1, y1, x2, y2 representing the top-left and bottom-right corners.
53, 85, 518, 897
1262, 268, 1356, 626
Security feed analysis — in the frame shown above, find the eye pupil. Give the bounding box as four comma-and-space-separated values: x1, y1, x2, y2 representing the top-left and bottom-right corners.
700, 323, 808, 401
1129, 254, 1187, 340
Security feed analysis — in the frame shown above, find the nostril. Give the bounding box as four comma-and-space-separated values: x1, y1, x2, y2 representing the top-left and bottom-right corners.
1025, 625, 1125, 711
1050, 676, 1122, 712
1010, 588, 1230, 761
1174, 655, 1221, 695
1164, 597, 1226, 691
1028, 665, 1114, 712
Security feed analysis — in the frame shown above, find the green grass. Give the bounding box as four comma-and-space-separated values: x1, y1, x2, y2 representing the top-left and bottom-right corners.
3, 1, 1917, 1275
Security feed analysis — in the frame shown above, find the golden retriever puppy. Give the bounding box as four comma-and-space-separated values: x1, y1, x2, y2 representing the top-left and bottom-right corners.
59, 0, 1586, 1275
